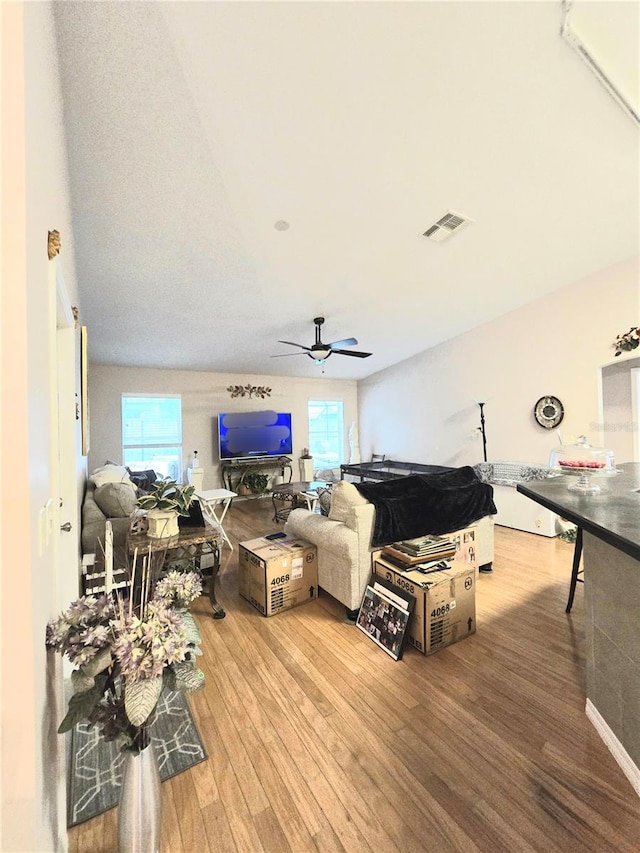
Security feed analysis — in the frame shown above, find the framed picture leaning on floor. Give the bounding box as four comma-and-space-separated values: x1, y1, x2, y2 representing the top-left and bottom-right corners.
356, 574, 415, 661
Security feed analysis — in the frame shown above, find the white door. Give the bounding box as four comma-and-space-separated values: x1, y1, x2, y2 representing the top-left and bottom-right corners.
51, 261, 80, 609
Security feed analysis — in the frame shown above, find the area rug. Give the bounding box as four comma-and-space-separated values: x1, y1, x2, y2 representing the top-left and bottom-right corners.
68, 689, 207, 827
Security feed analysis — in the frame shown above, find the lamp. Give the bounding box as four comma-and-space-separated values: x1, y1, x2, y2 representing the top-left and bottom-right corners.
476, 401, 488, 462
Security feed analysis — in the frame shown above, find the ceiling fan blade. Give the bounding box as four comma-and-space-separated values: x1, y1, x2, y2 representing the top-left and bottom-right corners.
328, 337, 358, 349
277, 340, 312, 351
270, 352, 307, 358
331, 349, 372, 358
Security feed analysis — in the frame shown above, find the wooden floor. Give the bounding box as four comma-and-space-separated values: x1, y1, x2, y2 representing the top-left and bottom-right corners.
69, 500, 640, 853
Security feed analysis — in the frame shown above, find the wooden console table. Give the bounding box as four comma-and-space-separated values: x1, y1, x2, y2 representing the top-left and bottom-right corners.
221, 455, 293, 492
128, 522, 225, 619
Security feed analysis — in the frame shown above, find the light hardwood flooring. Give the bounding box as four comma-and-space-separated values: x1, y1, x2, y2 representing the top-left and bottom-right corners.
69, 499, 640, 852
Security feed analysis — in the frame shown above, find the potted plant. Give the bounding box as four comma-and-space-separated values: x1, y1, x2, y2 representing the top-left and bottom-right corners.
136, 478, 196, 539
234, 477, 252, 496
613, 326, 640, 357
244, 472, 270, 495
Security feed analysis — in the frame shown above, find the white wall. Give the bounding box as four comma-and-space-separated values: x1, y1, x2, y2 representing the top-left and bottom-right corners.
88, 366, 358, 487
1, 2, 81, 850
358, 257, 639, 467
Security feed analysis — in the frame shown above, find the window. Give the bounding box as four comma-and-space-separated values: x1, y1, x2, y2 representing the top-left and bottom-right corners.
308, 400, 344, 470
122, 395, 182, 481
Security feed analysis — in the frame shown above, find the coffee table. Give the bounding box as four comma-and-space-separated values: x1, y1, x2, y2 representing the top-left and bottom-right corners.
271, 481, 326, 522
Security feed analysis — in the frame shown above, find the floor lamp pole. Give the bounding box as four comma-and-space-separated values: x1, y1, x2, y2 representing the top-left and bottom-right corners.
478, 402, 487, 462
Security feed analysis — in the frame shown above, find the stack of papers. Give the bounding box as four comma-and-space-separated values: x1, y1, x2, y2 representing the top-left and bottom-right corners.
382, 535, 457, 567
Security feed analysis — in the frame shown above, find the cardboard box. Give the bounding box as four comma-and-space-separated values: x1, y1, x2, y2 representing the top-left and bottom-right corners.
372, 528, 477, 655
448, 524, 479, 568
238, 536, 318, 617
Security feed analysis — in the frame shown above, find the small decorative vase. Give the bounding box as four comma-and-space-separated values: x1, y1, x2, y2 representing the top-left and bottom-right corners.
118, 744, 161, 853
146, 509, 179, 539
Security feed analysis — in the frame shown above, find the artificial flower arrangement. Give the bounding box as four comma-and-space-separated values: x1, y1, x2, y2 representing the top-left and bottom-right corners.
155, 569, 203, 610
613, 326, 640, 357
46, 548, 204, 753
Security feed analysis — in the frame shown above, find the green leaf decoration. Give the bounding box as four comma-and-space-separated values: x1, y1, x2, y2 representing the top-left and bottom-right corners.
172, 661, 205, 694
179, 611, 202, 647
136, 479, 196, 516
71, 668, 95, 694
163, 665, 177, 692
124, 676, 163, 726
81, 647, 112, 678
58, 683, 103, 733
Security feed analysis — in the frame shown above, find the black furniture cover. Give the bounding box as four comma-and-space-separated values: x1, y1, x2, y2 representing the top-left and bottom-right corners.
354, 466, 496, 547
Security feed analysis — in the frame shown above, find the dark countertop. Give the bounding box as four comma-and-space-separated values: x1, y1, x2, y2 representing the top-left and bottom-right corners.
517, 463, 640, 561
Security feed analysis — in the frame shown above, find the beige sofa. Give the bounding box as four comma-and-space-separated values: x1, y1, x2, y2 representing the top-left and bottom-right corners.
284, 479, 494, 618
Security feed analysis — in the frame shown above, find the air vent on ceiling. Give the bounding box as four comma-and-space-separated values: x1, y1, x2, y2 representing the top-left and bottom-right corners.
422, 211, 473, 242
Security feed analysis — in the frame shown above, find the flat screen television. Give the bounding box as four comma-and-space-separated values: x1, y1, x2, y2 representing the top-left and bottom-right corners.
218, 410, 293, 460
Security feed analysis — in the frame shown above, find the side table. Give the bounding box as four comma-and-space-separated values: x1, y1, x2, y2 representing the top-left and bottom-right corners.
196, 488, 237, 550
128, 522, 225, 619
271, 481, 325, 522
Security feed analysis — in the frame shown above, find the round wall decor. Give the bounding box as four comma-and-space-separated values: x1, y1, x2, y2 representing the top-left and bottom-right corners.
534, 396, 564, 429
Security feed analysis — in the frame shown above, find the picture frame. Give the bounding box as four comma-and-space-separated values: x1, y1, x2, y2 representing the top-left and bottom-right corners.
356, 574, 415, 661
80, 325, 89, 455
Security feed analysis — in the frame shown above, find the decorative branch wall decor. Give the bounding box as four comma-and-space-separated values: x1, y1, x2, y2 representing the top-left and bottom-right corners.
227, 384, 272, 399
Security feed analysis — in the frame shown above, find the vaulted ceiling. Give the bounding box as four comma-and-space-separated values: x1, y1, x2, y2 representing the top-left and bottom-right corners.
54, 1, 639, 381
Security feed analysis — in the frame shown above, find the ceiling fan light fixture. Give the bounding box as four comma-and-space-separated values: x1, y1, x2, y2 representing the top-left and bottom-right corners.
274, 317, 371, 364
308, 348, 332, 363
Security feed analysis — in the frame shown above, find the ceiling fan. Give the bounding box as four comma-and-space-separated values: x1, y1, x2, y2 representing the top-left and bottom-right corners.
272, 316, 372, 364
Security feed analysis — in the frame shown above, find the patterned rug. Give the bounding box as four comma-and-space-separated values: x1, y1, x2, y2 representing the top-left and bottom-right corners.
68, 689, 207, 827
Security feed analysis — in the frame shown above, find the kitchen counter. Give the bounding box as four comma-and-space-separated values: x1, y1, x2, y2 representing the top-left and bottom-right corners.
517, 463, 640, 794
517, 462, 640, 560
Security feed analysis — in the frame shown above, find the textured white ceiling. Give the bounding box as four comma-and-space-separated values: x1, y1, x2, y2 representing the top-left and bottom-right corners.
53, 1, 640, 381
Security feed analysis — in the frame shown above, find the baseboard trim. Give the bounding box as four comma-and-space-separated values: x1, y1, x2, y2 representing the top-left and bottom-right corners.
585, 699, 640, 797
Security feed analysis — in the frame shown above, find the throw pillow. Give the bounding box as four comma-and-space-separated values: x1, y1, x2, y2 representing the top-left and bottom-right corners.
316, 486, 333, 516
473, 463, 494, 484
328, 480, 368, 523
94, 482, 138, 518
126, 468, 158, 493
91, 463, 133, 488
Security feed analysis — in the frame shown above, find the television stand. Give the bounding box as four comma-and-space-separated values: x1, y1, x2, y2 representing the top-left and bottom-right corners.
221, 456, 293, 493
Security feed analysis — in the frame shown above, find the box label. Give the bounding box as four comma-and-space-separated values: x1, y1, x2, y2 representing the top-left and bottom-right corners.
430, 600, 455, 619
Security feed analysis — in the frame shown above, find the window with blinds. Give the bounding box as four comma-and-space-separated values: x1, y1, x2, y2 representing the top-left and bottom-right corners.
308, 400, 344, 470
122, 395, 183, 481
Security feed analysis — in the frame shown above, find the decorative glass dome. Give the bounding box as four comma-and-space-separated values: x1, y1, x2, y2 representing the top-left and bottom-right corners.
549, 436, 616, 493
